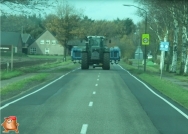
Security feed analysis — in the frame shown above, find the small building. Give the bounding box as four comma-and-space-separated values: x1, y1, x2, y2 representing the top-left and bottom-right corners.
28, 30, 64, 55
135, 45, 143, 59
0, 32, 23, 54
21, 33, 34, 54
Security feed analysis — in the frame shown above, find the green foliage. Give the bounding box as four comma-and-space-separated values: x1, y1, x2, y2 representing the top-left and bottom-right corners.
0, 70, 24, 80
1, 14, 45, 39
119, 34, 136, 59
1, 0, 28, 4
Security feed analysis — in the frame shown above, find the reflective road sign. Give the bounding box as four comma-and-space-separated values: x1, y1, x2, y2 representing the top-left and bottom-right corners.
142, 34, 149, 45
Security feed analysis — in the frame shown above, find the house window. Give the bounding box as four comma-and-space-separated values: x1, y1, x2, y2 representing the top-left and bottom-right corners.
30, 48, 36, 54
40, 40, 44, 44
52, 40, 56, 45
45, 48, 49, 54
46, 40, 50, 45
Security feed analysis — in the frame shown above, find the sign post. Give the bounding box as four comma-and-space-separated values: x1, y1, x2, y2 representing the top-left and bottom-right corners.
159, 41, 169, 79
142, 34, 149, 72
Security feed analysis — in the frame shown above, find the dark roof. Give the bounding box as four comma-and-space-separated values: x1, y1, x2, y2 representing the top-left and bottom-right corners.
21, 33, 35, 47
21, 34, 30, 43
0, 32, 22, 46
67, 39, 85, 46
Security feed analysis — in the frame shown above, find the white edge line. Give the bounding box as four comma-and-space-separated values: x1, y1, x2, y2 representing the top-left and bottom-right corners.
0, 68, 80, 110
80, 124, 88, 134
118, 65, 188, 120
89, 102, 93, 107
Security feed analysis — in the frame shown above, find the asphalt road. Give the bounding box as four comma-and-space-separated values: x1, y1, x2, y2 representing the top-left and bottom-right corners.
1, 64, 188, 134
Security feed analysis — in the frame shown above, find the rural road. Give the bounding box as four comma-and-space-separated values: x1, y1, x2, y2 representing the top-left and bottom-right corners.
1, 65, 188, 134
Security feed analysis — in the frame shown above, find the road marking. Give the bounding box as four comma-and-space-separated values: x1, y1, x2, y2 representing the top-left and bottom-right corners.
118, 65, 188, 120
98, 75, 100, 77
0, 68, 80, 110
95, 84, 98, 86
97, 79, 99, 81
93, 91, 96, 94
80, 124, 88, 134
89, 102, 93, 107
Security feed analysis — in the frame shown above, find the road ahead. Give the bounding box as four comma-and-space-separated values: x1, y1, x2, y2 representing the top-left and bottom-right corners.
1, 65, 188, 134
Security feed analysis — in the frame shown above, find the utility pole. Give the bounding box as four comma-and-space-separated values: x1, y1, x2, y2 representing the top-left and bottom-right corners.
123, 4, 148, 72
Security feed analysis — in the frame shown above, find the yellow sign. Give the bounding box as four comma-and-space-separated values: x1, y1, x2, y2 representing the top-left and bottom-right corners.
142, 34, 149, 45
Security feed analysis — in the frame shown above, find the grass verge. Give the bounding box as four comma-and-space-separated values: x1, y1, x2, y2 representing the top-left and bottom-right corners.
0, 60, 72, 80
1, 73, 48, 100
119, 60, 188, 109
1, 63, 80, 101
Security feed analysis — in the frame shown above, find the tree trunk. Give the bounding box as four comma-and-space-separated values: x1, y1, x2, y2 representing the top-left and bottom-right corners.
184, 52, 188, 74
180, 26, 187, 74
183, 26, 188, 74
63, 40, 67, 62
170, 20, 178, 73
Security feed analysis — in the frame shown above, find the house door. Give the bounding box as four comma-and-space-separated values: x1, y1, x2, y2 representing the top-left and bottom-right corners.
45, 48, 49, 54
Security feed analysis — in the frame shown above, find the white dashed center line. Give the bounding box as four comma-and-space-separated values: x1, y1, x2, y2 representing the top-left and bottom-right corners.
97, 79, 99, 81
89, 102, 93, 107
93, 91, 96, 94
95, 84, 98, 86
80, 124, 88, 134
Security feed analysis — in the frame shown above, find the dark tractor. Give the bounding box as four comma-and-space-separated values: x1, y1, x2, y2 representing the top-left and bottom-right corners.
81, 36, 110, 70
110, 46, 121, 64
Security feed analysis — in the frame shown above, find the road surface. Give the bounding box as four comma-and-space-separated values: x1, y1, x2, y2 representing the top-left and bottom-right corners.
1, 64, 188, 134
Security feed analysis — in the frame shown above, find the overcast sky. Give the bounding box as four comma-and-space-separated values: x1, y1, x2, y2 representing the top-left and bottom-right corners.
0, 0, 143, 24
67, 0, 143, 23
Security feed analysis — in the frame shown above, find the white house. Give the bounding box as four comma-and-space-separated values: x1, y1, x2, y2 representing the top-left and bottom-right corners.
28, 30, 64, 55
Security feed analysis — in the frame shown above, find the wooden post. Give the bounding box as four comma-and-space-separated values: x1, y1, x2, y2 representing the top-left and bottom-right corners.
7, 62, 9, 72
11, 45, 13, 71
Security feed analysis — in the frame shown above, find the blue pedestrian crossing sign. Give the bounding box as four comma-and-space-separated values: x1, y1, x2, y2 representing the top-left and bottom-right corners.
160, 42, 169, 51
142, 34, 149, 45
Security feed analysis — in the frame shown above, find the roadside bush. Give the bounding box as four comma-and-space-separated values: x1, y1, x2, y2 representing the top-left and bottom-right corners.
128, 60, 133, 65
